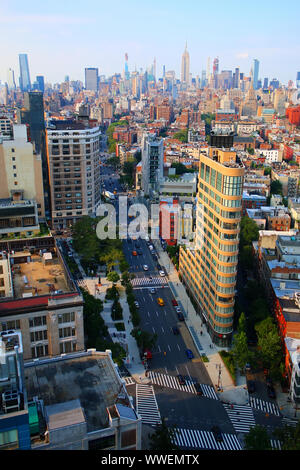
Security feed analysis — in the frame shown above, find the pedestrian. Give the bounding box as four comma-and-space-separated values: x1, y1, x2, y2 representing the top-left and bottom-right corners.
132, 357, 134, 362
200, 331, 203, 335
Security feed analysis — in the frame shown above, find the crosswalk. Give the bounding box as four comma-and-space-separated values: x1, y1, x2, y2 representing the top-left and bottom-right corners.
124, 376, 135, 386
131, 276, 168, 287
223, 403, 256, 433
270, 440, 282, 450
136, 384, 162, 426
148, 371, 219, 400
282, 416, 298, 427
172, 427, 242, 450
249, 396, 281, 416
76, 280, 87, 289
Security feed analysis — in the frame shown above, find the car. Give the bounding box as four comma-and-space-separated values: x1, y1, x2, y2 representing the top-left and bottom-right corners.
150, 288, 156, 294
143, 265, 149, 271
194, 383, 203, 396
157, 297, 164, 306
267, 384, 276, 399
149, 245, 154, 251
134, 301, 139, 308
211, 426, 223, 442
247, 380, 256, 393
132, 250, 137, 256
177, 312, 184, 321
137, 250, 142, 255
172, 326, 180, 335
177, 374, 186, 385
186, 349, 194, 359
172, 299, 178, 306
159, 270, 165, 277
127, 238, 132, 243
175, 306, 182, 313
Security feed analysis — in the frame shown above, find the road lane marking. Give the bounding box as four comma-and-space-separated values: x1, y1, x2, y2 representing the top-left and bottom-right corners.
177, 344, 181, 351
161, 326, 164, 333
168, 344, 171, 351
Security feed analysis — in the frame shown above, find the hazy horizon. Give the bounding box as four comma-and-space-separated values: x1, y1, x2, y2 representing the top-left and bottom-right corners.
1, 0, 299, 86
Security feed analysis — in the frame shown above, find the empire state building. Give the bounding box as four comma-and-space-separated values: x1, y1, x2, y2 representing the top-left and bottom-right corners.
181, 43, 190, 85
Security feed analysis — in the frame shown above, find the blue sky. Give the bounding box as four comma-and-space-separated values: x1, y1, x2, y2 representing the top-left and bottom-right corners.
0, 0, 299, 85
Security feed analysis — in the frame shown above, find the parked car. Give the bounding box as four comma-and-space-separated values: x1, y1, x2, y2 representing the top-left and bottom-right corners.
172, 326, 180, 335
194, 383, 203, 396
186, 349, 194, 359
177, 374, 186, 385
172, 299, 178, 306
175, 306, 182, 313
247, 380, 256, 393
177, 312, 184, 321
211, 426, 223, 442
134, 301, 139, 308
159, 270, 166, 277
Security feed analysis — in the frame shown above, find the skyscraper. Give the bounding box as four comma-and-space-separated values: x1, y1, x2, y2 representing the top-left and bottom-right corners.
124, 53, 129, 80
85, 67, 99, 91
296, 72, 300, 89
181, 43, 190, 85
253, 59, 259, 90
179, 146, 244, 347
7, 68, 16, 89
19, 54, 31, 91
17, 91, 51, 218
141, 133, 164, 196
36, 75, 45, 92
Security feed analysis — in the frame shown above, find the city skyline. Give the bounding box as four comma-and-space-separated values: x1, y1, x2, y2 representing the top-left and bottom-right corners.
0, 0, 299, 85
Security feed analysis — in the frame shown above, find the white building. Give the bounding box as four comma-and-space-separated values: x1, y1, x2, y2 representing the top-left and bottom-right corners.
255, 148, 282, 163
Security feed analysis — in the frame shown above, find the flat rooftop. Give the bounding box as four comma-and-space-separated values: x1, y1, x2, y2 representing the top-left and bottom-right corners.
12, 253, 69, 298
24, 352, 130, 432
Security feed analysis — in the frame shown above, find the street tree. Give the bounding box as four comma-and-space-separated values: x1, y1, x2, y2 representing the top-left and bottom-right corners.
148, 418, 178, 451
255, 317, 282, 369
107, 271, 120, 283
244, 425, 272, 450
273, 422, 300, 450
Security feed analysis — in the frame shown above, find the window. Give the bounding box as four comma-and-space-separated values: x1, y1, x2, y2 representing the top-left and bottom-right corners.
58, 312, 75, 323
0, 430, 18, 450
30, 329, 48, 342
59, 326, 75, 338
1, 319, 20, 330
29, 316, 47, 328
31, 344, 48, 358
59, 341, 76, 353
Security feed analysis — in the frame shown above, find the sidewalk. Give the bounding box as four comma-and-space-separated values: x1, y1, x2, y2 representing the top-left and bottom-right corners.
153, 239, 252, 404
84, 277, 148, 385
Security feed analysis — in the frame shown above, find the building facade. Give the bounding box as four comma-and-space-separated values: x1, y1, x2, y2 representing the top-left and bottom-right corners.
179, 148, 244, 346
47, 120, 101, 229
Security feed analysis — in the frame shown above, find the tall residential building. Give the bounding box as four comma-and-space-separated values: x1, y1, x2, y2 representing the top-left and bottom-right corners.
179, 147, 244, 347
124, 53, 129, 80
0, 124, 45, 226
85, 67, 99, 91
181, 43, 190, 86
7, 68, 16, 90
296, 72, 300, 89
263, 77, 269, 89
18, 54, 31, 92
253, 59, 259, 90
17, 91, 51, 218
47, 120, 101, 229
141, 133, 164, 196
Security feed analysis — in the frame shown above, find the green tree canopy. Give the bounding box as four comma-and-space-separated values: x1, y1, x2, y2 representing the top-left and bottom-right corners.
273, 422, 300, 450
148, 418, 178, 451
244, 425, 272, 450
107, 271, 120, 283
270, 180, 283, 195
255, 317, 282, 370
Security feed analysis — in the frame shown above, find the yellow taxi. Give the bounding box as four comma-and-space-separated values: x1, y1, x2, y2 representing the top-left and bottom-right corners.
157, 298, 164, 306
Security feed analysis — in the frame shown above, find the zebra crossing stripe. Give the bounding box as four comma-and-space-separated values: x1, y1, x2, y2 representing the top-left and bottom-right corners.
124, 377, 135, 386
136, 384, 161, 426
148, 372, 219, 399
270, 440, 282, 450
249, 397, 280, 416
282, 417, 298, 427
223, 404, 256, 433
172, 427, 242, 450
131, 276, 168, 287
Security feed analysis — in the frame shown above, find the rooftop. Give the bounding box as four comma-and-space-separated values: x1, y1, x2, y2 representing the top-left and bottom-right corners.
24, 351, 134, 432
